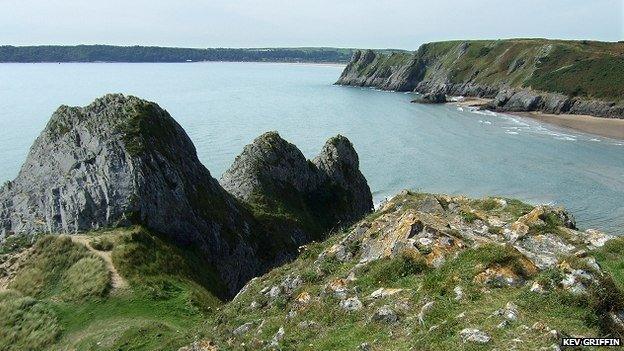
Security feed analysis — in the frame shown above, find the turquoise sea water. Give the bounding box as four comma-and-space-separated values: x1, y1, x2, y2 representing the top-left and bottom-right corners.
0, 62, 622, 233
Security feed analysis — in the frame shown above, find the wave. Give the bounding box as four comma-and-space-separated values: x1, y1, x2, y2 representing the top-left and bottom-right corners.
555, 136, 577, 141
469, 109, 498, 117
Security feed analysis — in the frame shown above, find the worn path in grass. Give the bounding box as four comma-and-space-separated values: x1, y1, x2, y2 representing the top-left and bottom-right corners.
70, 235, 128, 291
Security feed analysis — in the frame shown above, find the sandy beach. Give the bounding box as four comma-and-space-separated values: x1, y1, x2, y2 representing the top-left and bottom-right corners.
451, 98, 624, 140
511, 111, 624, 140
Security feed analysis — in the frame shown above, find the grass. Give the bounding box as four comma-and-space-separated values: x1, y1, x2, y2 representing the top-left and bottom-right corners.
90, 236, 114, 251
460, 210, 480, 223
358, 250, 428, 289
9, 235, 110, 301
592, 238, 624, 292
61, 256, 110, 301
0, 290, 61, 351
526, 53, 624, 101
52, 291, 206, 350
118, 101, 176, 157
422, 244, 537, 297
0, 227, 227, 350
0, 233, 41, 255
111, 226, 226, 304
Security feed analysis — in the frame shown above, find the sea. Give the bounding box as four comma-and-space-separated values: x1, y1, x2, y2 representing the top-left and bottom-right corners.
0, 62, 622, 233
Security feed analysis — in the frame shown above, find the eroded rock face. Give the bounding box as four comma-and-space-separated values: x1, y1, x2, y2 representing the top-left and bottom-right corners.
220, 132, 373, 238
0, 95, 373, 297
0, 94, 268, 295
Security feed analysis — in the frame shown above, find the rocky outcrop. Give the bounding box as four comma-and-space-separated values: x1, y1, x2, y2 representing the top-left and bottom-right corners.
181, 191, 623, 350
220, 132, 373, 238
336, 40, 624, 119
0, 94, 264, 296
487, 89, 624, 118
412, 91, 447, 104
0, 94, 373, 297
336, 50, 426, 91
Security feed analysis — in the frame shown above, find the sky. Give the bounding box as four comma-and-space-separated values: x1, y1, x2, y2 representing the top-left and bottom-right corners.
1, 0, 622, 49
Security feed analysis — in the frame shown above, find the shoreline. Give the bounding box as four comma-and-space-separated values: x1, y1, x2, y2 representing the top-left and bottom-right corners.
452, 97, 624, 140
510, 111, 624, 140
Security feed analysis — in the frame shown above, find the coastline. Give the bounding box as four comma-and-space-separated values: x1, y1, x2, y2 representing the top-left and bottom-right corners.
510, 111, 624, 140
453, 97, 624, 140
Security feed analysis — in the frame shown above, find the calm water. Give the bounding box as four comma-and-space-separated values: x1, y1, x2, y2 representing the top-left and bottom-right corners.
0, 62, 623, 234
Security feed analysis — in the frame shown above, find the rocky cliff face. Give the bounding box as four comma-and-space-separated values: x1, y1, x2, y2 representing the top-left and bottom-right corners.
220, 132, 372, 239
0, 94, 373, 297
336, 39, 624, 119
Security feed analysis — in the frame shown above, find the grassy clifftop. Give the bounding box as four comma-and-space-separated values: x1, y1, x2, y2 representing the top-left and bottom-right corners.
3, 193, 622, 350
337, 39, 624, 103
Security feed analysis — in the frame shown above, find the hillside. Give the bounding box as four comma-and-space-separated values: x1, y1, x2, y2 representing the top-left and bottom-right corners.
2, 192, 623, 350
0, 45, 361, 63
336, 39, 624, 118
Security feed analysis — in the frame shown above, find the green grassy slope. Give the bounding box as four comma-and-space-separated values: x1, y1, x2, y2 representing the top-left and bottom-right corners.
1, 194, 623, 350
0, 227, 225, 351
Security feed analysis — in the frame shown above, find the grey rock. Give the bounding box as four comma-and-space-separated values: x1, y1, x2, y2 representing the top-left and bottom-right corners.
490, 89, 543, 112
493, 302, 519, 321
453, 286, 464, 301
412, 91, 447, 104
268, 286, 282, 299
460, 328, 491, 343
269, 326, 285, 348
280, 275, 303, 296
340, 297, 363, 311
418, 301, 435, 325
0, 94, 374, 299
372, 305, 398, 324
297, 320, 319, 330
0, 94, 265, 296
220, 132, 373, 239
233, 322, 253, 336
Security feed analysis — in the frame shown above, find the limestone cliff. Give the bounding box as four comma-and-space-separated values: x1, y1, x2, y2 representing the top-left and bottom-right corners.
336, 39, 624, 118
0, 94, 372, 297
220, 132, 372, 239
